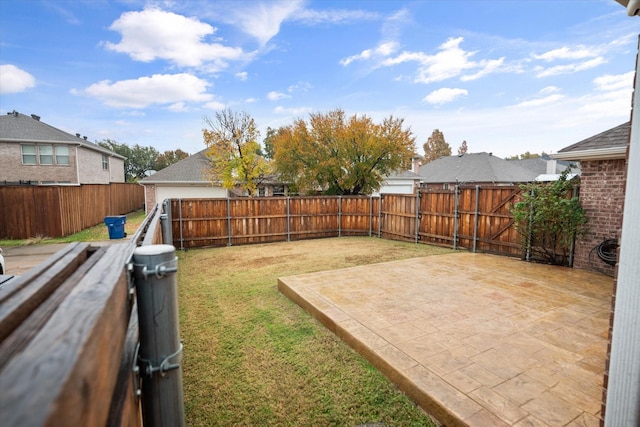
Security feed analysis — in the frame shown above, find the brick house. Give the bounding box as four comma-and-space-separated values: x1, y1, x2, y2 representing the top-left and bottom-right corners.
552, 121, 629, 275
0, 111, 125, 185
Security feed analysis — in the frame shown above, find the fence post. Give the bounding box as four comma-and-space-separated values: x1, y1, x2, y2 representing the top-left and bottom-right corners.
453, 184, 459, 250
178, 199, 184, 251
369, 196, 373, 237
133, 244, 185, 427
286, 197, 291, 242
227, 198, 232, 246
338, 196, 342, 237
415, 191, 420, 243
473, 186, 480, 253
161, 199, 173, 245
526, 188, 534, 261
378, 195, 383, 238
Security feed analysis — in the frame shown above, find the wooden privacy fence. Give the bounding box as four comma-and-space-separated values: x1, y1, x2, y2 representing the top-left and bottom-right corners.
0, 203, 184, 426
169, 185, 528, 258
0, 183, 145, 239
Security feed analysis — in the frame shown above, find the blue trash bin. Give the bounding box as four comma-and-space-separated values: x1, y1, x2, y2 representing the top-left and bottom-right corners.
104, 215, 127, 239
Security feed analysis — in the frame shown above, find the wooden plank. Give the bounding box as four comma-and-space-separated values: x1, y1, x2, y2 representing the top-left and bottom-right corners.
0, 245, 106, 368
0, 244, 131, 427
0, 242, 91, 342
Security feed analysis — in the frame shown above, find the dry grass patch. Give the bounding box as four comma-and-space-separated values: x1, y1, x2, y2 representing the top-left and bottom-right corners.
178, 237, 451, 426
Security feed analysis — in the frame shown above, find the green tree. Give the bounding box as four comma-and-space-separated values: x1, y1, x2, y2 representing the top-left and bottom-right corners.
203, 109, 270, 197
511, 168, 587, 265
457, 140, 468, 155
98, 140, 159, 182
505, 151, 548, 160
270, 109, 415, 195
422, 129, 451, 164
154, 149, 190, 171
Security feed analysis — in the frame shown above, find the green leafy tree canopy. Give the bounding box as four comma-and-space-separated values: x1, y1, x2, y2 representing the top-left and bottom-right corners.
98, 139, 159, 182
203, 109, 270, 197
422, 129, 451, 164
270, 109, 415, 195
155, 149, 190, 171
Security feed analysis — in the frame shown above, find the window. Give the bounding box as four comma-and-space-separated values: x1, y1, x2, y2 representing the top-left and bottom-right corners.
55, 146, 69, 165
39, 145, 53, 165
102, 154, 109, 170
21, 144, 37, 164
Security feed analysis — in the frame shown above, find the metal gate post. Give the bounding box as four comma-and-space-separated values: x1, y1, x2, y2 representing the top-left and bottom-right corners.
133, 245, 185, 427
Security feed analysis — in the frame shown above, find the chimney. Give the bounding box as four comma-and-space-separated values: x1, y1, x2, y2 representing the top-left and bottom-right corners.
412, 156, 422, 174
546, 159, 557, 174
30, 114, 40, 121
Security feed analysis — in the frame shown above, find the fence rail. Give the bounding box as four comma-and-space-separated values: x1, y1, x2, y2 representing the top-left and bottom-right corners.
0, 183, 145, 239
169, 185, 533, 259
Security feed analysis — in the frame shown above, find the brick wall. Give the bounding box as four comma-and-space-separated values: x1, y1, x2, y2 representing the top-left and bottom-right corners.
144, 184, 156, 213
0, 142, 78, 183
573, 159, 627, 275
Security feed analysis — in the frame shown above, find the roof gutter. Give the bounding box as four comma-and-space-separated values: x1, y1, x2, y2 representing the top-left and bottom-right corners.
551, 147, 627, 161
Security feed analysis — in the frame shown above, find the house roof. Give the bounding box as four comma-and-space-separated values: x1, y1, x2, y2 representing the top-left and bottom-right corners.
385, 169, 422, 180
507, 155, 579, 175
552, 122, 629, 161
0, 110, 125, 159
140, 149, 211, 184
418, 152, 539, 184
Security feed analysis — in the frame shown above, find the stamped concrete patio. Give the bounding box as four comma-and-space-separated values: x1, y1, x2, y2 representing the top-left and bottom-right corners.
278, 252, 613, 427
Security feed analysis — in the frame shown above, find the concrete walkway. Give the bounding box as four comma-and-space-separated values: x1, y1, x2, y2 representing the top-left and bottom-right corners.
279, 252, 613, 426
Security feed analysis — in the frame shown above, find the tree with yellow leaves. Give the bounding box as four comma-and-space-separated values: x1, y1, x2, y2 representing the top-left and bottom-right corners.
203, 109, 270, 197
270, 109, 415, 195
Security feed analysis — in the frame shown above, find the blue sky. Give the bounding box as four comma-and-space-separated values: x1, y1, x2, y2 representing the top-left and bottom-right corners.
1, 0, 637, 158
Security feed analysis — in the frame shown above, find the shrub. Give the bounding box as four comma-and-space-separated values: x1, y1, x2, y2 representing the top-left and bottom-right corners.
511, 168, 588, 265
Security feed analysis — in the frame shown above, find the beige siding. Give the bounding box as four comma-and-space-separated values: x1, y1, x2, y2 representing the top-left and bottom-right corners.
109, 157, 125, 182
144, 184, 227, 213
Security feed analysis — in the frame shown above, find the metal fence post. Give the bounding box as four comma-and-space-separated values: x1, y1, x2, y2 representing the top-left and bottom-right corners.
161, 199, 173, 245
133, 245, 185, 427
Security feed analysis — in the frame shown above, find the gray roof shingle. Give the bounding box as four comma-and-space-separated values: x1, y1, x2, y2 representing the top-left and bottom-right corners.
558, 122, 630, 153
0, 110, 124, 158
140, 149, 211, 183
418, 152, 539, 183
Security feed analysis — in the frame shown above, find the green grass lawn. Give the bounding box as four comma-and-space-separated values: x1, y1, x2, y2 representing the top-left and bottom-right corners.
178, 237, 452, 426
0, 209, 147, 246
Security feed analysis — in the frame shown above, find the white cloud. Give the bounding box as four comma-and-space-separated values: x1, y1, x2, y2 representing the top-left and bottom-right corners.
593, 71, 634, 92
379, 37, 505, 84
104, 8, 246, 69
515, 94, 565, 108
287, 81, 312, 93
531, 45, 600, 61
423, 88, 468, 105
167, 102, 189, 112
204, 100, 226, 110
535, 57, 606, 78
540, 86, 560, 95
235, 72, 248, 81
82, 73, 212, 108
340, 41, 399, 66
267, 91, 290, 101
244, 97, 257, 103
230, 0, 303, 46
293, 8, 380, 25
0, 64, 36, 94
274, 105, 312, 115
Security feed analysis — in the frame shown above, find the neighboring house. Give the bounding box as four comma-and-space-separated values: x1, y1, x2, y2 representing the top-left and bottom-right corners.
139, 149, 228, 212
375, 156, 423, 195
418, 152, 539, 189
552, 121, 629, 275
139, 149, 291, 212
0, 110, 125, 184
507, 154, 580, 181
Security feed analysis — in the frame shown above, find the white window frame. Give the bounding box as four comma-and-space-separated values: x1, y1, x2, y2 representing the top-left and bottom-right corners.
102, 154, 109, 170
21, 144, 37, 165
